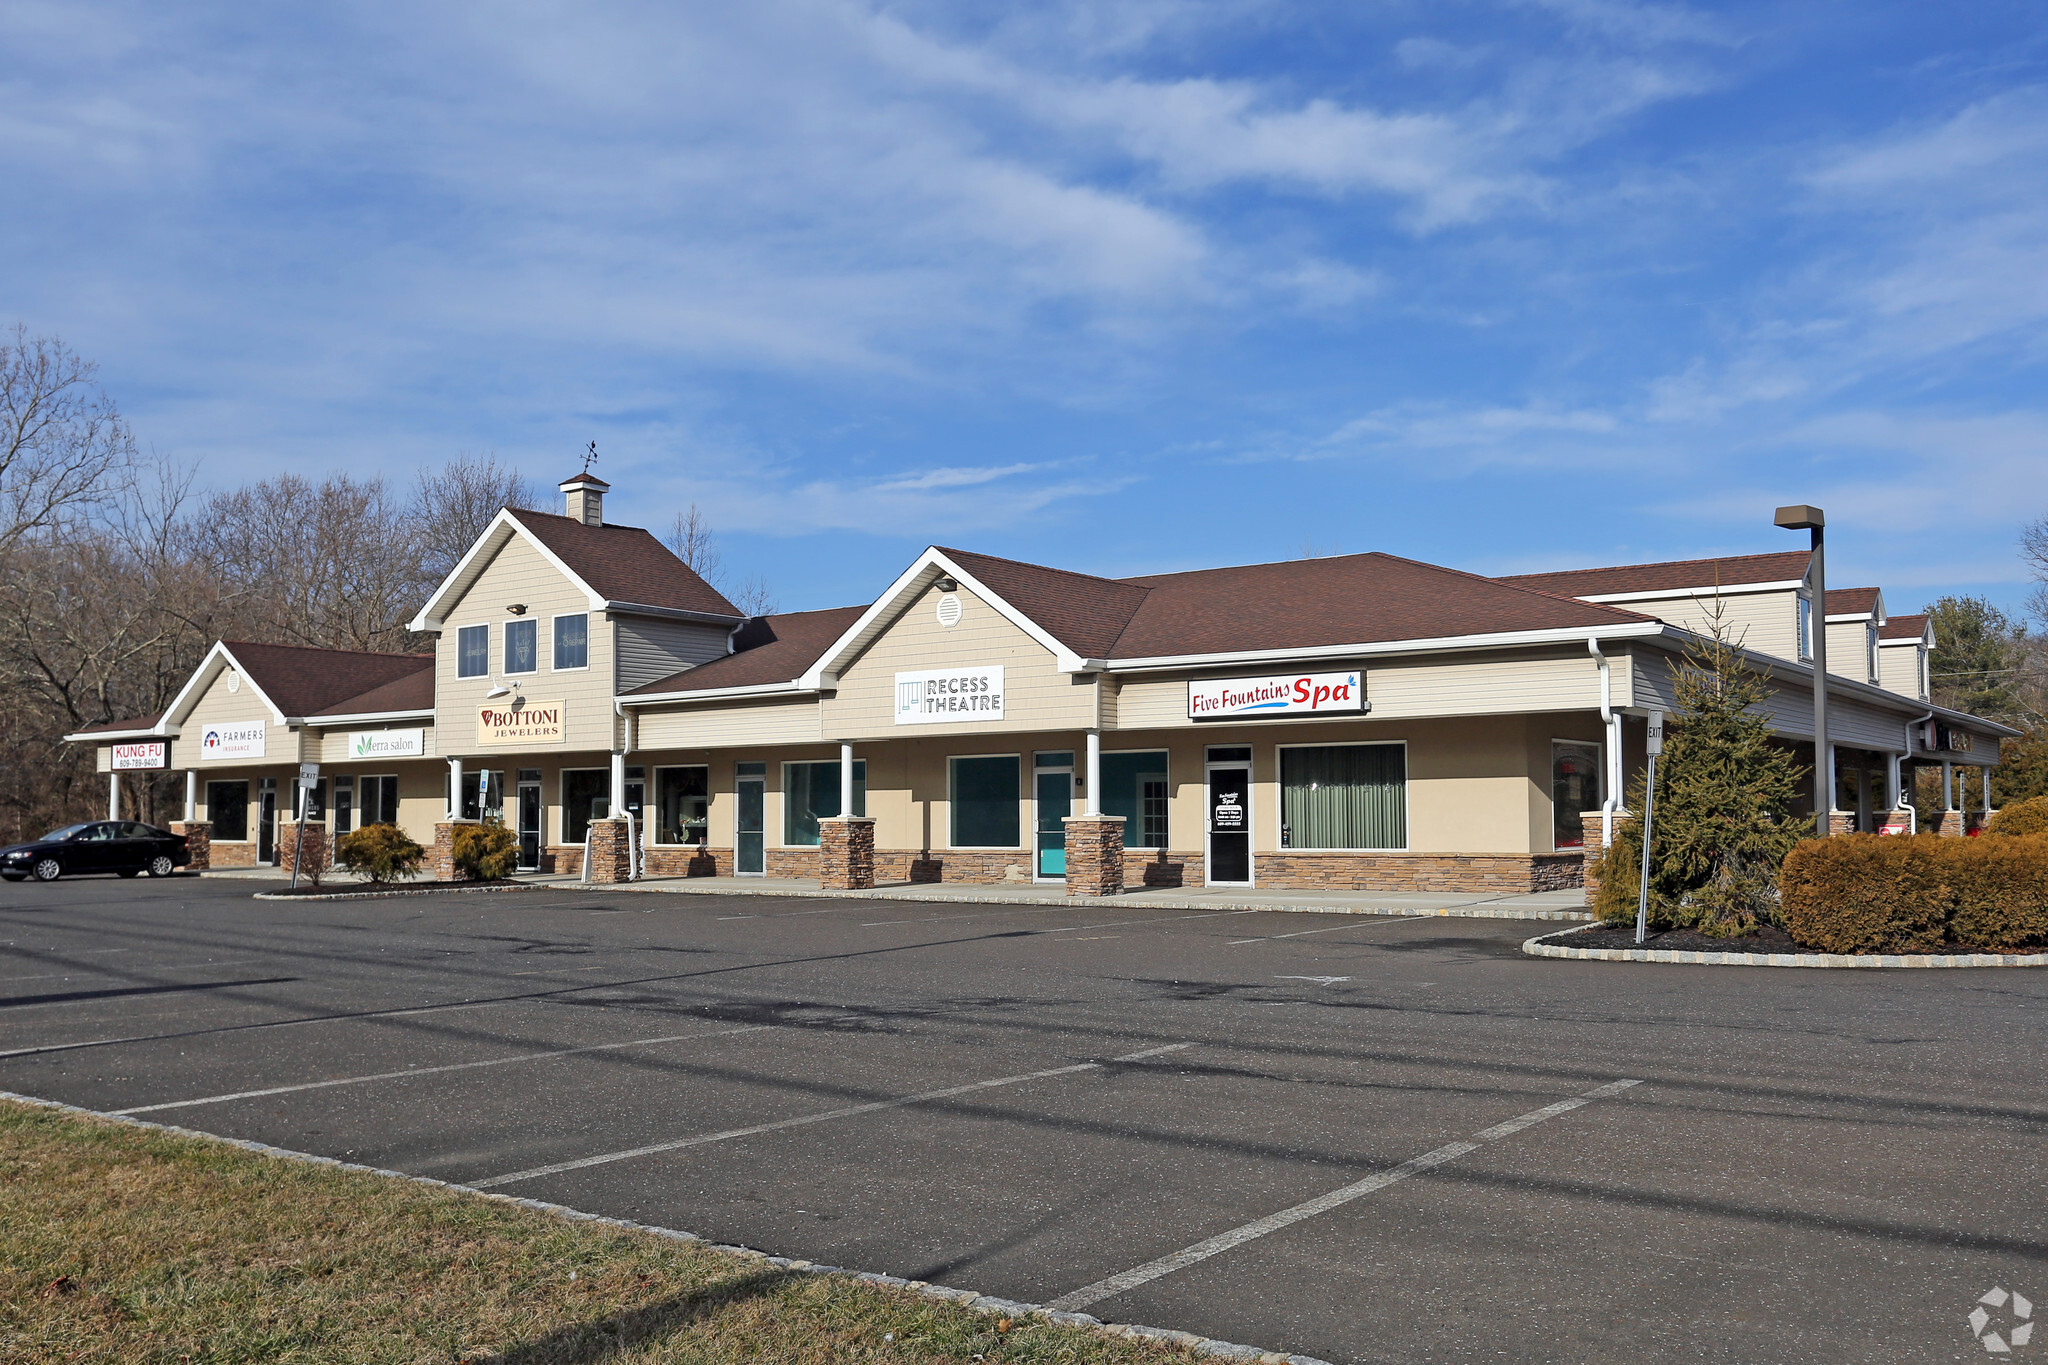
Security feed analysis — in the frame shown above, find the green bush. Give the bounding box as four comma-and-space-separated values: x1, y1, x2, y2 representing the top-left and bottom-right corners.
451, 820, 518, 881
1778, 834, 2048, 953
334, 823, 426, 883
1985, 794, 2048, 838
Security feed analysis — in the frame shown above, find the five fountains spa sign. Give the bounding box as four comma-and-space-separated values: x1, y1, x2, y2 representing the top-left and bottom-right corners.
476, 700, 565, 745
1188, 670, 1367, 719
895, 667, 1004, 724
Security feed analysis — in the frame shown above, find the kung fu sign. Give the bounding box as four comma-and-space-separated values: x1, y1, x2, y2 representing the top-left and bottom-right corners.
1188, 670, 1366, 720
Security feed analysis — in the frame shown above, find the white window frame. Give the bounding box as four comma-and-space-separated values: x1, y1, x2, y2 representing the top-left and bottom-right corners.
947, 752, 1024, 850
457, 624, 490, 678
1274, 739, 1410, 853
503, 617, 540, 675
552, 612, 590, 672
1867, 622, 1880, 682
1796, 595, 1812, 662
1547, 737, 1605, 853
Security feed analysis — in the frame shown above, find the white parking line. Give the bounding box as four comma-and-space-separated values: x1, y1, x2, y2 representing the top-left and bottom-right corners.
110, 1022, 775, 1115
1228, 914, 1432, 945
1047, 1078, 1643, 1312
471, 1041, 1198, 1190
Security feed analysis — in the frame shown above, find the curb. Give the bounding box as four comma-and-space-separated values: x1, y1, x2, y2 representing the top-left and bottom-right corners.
0, 1090, 1330, 1365
562, 879, 1595, 922
253, 883, 537, 902
1521, 924, 2048, 968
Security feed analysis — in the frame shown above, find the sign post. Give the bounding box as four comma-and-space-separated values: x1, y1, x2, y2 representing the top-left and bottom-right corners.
1636, 712, 1664, 946
291, 762, 320, 892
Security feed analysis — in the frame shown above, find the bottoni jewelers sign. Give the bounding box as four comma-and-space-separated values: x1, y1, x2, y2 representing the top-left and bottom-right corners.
476, 700, 565, 745
1187, 670, 1366, 720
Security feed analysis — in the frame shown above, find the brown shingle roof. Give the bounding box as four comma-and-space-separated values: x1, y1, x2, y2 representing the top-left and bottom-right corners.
626, 606, 867, 695
1825, 587, 1881, 617
1106, 552, 1652, 659
223, 642, 434, 719
312, 664, 436, 716
72, 713, 163, 735
1500, 550, 1811, 598
938, 547, 1151, 658
1880, 613, 1929, 641
507, 508, 741, 619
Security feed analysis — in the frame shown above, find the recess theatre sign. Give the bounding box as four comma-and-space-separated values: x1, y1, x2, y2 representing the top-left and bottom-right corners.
1188, 670, 1366, 720
476, 700, 565, 745
895, 667, 1005, 724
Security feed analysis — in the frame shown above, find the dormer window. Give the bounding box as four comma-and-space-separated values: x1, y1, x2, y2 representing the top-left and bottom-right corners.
1867, 621, 1880, 682
458, 625, 488, 678
1797, 596, 1812, 661
504, 619, 538, 674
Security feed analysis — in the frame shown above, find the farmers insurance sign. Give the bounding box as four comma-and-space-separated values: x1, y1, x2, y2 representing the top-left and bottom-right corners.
477, 700, 564, 745
1188, 670, 1366, 720
350, 728, 425, 759
200, 721, 266, 760
112, 740, 168, 770
895, 667, 1004, 724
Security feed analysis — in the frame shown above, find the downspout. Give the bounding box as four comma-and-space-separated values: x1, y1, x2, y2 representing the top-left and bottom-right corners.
1906, 708, 1933, 830
613, 697, 640, 881
1589, 637, 1618, 847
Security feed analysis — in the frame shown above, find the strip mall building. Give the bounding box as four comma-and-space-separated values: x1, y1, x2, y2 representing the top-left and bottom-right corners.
72, 474, 2014, 900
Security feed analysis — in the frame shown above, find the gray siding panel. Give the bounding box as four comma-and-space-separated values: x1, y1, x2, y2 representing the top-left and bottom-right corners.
615, 617, 732, 692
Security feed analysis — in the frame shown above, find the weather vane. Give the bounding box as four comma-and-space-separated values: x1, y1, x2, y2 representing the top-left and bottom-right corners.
581, 440, 598, 475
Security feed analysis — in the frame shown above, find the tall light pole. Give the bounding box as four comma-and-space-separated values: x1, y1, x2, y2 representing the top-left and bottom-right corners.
1775, 505, 1830, 834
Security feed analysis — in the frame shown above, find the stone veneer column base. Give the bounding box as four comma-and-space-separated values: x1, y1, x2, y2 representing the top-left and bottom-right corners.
430, 821, 472, 881
170, 821, 211, 872
586, 818, 633, 883
1578, 810, 1634, 908
1935, 810, 1968, 838
278, 821, 329, 878
818, 817, 876, 890
1063, 816, 1126, 897
1827, 812, 1860, 836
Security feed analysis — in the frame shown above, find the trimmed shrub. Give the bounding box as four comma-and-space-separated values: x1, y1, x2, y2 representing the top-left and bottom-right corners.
334, 823, 426, 884
1779, 834, 2048, 954
451, 820, 518, 882
1779, 836, 1949, 954
1985, 794, 2048, 838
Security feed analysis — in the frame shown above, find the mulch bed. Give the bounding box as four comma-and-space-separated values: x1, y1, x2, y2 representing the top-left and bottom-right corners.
1554, 923, 1809, 953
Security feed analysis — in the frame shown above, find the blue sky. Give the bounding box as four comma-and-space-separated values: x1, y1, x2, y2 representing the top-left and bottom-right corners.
7, 1, 2048, 617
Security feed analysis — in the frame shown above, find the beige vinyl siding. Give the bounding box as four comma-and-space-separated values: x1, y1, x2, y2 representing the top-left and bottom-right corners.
1877, 642, 1927, 700
1113, 648, 1606, 730
435, 535, 616, 754
614, 616, 732, 692
1616, 589, 1801, 660
1825, 618, 1879, 683
183, 666, 295, 766
821, 584, 1099, 739
637, 698, 822, 749
308, 725, 439, 764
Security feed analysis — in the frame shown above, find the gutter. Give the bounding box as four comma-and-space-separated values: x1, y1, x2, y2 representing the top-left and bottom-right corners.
603, 600, 748, 627
618, 680, 818, 707
293, 709, 436, 727
1104, 622, 1671, 675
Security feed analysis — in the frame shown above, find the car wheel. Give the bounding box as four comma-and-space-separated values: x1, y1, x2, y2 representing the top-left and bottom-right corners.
31, 858, 61, 882
147, 855, 175, 878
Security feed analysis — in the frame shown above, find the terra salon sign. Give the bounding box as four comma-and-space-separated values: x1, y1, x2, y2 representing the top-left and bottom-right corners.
350, 728, 425, 759
1187, 670, 1366, 720
894, 667, 1005, 724
476, 700, 565, 745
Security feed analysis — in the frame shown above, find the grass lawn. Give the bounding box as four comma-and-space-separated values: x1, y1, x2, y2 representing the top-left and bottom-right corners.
0, 1099, 1203, 1364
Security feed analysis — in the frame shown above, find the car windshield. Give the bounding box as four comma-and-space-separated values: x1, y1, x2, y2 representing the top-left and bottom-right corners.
42, 824, 90, 842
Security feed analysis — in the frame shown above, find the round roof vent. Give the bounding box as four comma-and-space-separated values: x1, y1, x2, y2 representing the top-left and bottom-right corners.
935, 593, 963, 628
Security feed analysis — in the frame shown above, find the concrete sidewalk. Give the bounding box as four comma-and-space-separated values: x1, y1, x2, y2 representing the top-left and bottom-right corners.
515, 871, 1594, 921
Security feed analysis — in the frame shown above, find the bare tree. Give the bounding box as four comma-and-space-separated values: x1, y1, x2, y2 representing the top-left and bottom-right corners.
415, 453, 541, 581
0, 325, 136, 552
664, 503, 777, 616
727, 574, 778, 617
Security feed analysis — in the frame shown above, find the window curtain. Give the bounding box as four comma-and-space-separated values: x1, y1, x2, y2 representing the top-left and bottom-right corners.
1280, 745, 1405, 849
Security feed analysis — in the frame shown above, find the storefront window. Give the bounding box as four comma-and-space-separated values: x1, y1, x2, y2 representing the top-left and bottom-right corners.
504, 619, 538, 674
207, 781, 249, 841
554, 614, 588, 670
1279, 744, 1405, 849
361, 775, 399, 826
1101, 751, 1169, 849
456, 770, 504, 823
458, 625, 488, 678
656, 766, 710, 844
950, 755, 1020, 847
561, 769, 609, 843
783, 760, 868, 846
1551, 741, 1602, 849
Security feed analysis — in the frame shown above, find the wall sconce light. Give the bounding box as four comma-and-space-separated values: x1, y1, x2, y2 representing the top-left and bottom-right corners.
506, 604, 528, 615
486, 682, 512, 699
934, 576, 958, 592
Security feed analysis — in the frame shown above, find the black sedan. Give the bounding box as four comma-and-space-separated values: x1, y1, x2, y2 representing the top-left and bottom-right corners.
0, 821, 192, 882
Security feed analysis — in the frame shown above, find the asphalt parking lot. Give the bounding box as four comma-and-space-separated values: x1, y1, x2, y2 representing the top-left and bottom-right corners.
4, 876, 2045, 1363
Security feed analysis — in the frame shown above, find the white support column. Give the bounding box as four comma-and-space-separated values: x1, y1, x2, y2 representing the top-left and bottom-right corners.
1823, 743, 1838, 812
1985, 765, 1997, 817
1943, 760, 1955, 810
610, 751, 626, 819
1085, 730, 1101, 817
184, 770, 197, 823
447, 756, 463, 819
840, 743, 854, 816
1885, 752, 1901, 808
108, 771, 120, 820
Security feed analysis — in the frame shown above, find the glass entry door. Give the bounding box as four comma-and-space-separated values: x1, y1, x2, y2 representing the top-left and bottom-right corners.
1035, 768, 1072, 879
516, 778, 542, 870
257, 781, 277, 866
736, 764, 766, 875
1206, 749, 1252, 885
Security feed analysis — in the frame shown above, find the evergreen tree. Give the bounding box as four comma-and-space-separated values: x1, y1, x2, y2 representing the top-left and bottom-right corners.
1925, 595, 2032, 724
1593, 633, 1812, 935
